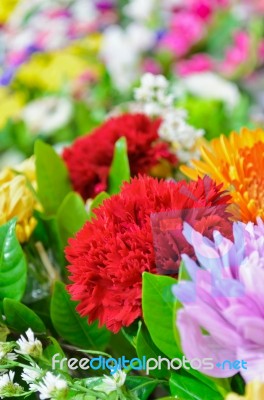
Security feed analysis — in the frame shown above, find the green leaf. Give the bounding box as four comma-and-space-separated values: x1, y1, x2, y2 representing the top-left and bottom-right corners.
136, 324, 170, 380
170, 372, 224, 400
43, 337, 68, 373
122, 320, 142, 348
57, 192, 88, 246
108, 137, 130, 195
0, 219, 27, 301
40, 214, 66, 271
142, 273, 181, 359
126, 376, 160, 400
87, 192, 110, 220
3, 298, 46, 333
51, 282, 110, 350
35, 140, 72, 215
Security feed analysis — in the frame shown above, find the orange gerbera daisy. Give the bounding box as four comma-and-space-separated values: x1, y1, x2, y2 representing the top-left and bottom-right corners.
181, 127, 264, 222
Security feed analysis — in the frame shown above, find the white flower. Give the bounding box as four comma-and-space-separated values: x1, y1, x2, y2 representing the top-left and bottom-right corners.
124, 0, 156, 21
95, 370, 126, 395
181, 72, 241, 110
101, 25, 155, 90
16, 329, 42, 358
0, 371, 23, 398
30, 372, 67, 400
22, 97, 73, 135
159, 111, 204, 148
134, 73, 174, 116
21, 362, 42, 384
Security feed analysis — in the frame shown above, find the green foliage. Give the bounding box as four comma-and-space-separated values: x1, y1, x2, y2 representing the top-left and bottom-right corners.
35, 140, 72, 215
136, 324, 170, 380
126, 376, 161, 400
142, 273, 181, 359
3, 298, 46, 333
0, 219, 27, 301
170, 371, 224, 400
108, 137, 130, 195
51, 282, 111, 350
57, 192, 88, 246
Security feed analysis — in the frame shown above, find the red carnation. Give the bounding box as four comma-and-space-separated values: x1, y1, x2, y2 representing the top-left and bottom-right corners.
66, 175, 232, 333
62, 113, 177, 199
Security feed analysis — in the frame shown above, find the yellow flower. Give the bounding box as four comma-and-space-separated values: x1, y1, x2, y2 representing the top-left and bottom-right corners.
0, 88, 24, 128
0, 0, 19, 23
16, 34, 103, 91
0, 157, 39, 242
181, 128, 264, 222
226, 381, 264, 400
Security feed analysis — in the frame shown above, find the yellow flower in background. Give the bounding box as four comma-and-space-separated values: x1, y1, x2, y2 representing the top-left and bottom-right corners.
0, 0, 19, 23
226, 381, 264, 400
0, 157, 39, 243
16, 34, 103, 91
181, 128, 264, 222
0, 88, 24, 128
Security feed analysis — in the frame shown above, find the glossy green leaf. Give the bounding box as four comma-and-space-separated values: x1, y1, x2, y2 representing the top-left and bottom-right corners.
142, 272, 181, 359
3, 298, 46, 333
136, 324, 170, 380
57, 192, 88, 246
35, 140, 72, 215
126, 376, 160, 400
170, 372, 224, 400
51, 282, 110, 350
108, 137, 130, 194
43, 337, 68, 373
0, 219, 27, 301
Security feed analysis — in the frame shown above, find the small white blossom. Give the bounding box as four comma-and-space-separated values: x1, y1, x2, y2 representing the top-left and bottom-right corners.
95, 370, 126, 395
30, 372, 67, 400
21, 362, 42, 384
16, 329, 42, 358
0, 371, 23, 398
134, 73, 173, 115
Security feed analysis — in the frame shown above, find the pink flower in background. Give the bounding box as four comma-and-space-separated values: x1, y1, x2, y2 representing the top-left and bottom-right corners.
142, 58, 162, 75
221, 31, 251, 76
189, 0, 229, 20
176, 53, 214, 76
160, 12, 205, 57
189, 0, 213, 20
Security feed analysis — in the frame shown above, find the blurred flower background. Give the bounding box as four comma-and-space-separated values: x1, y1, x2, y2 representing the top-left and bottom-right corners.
0, 0, 263, 168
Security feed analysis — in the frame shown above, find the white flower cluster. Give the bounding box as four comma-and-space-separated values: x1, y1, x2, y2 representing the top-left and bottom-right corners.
30, 372, 68, 400
134, 73, 174, 116
0, 371, 23, 398
16, 328, 43, 358
95, 370, 127, 395
134, 73, 205, 162
0, 329, 127, 400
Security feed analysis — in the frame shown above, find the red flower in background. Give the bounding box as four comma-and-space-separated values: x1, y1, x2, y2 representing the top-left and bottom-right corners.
62, 113, 177, 200
66, 175, 232, 333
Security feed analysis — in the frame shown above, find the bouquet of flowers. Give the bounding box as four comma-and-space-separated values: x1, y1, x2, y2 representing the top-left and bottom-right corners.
0, 1, 263, 399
